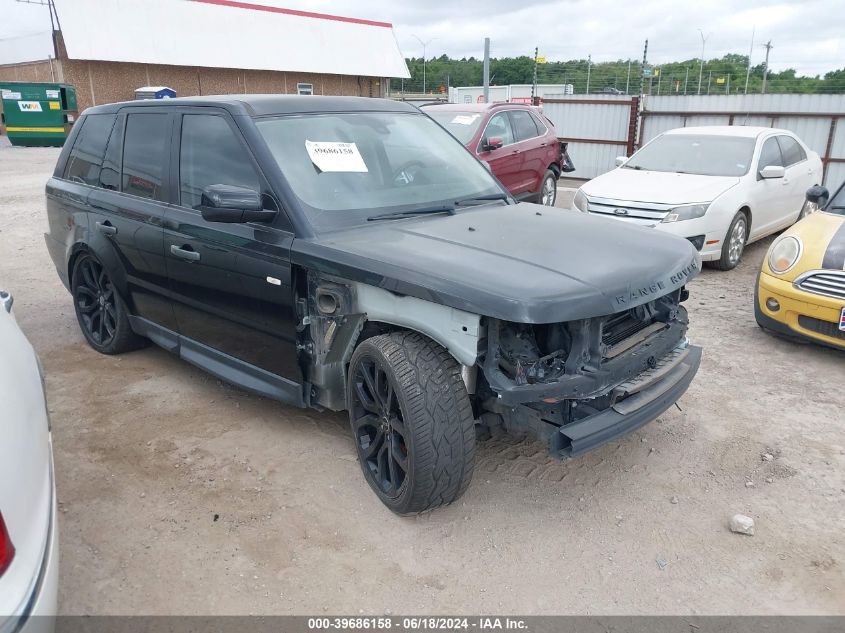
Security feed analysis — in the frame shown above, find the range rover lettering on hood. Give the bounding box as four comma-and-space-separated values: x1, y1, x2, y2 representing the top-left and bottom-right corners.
614, 260, 699, 308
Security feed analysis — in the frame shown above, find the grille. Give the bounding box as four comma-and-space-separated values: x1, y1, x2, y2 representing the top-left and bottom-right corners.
602, 311, 651, 347
797, 315, 845, 341
796, 271, 845, 300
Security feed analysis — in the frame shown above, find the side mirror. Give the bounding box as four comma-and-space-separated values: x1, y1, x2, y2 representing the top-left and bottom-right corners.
759, 165, 785, 179
483, 136, 504, 151
806, 185, 830, 207
197, 184, 276, 223
615, 156, 628, 167
0, 289, 13, 314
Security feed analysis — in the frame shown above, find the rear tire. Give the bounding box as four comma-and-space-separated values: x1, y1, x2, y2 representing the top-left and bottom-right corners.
346, 331, 476, 515
539, 170, 557, 206
71, 253, 146, 354
711, 211, 748, 271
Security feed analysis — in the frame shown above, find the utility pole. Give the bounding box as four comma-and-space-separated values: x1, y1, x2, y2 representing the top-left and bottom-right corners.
586, 54, 592, 94
482, 37, 490, 103
761, 40, 773, 94
531, 46, 538, 103
697, 28, 711, 95
684, 67, 689, 94
625, 59, 632, 94
744, 25, 755, 95
707, 70, 712, 94
411, 34, 436, 93
640, 39, 648, 97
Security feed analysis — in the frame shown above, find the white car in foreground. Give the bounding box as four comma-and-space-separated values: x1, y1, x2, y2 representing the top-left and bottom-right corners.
572, 126, 823, 270
0, 289, 58, 632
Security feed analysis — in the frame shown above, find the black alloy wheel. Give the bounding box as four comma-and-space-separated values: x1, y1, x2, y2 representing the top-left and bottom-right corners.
74, 255, 118, 347
71, 253, 146, 354
349, 357, 409, 498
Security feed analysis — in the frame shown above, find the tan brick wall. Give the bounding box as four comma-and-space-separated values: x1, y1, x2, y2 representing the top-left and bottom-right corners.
54, 60, 385, 112
0, 60, 58, 83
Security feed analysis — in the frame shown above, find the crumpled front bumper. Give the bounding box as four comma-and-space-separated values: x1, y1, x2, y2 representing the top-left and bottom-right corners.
551, 343, 702, 457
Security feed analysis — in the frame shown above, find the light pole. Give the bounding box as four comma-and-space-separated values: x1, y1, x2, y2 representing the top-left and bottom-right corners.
697, 28, 711, 95
411, 34, 437, 94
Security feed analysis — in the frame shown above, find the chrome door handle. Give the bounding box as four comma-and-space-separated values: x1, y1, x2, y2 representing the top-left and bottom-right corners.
96, 221, 117, 236
170, 244, 201, 262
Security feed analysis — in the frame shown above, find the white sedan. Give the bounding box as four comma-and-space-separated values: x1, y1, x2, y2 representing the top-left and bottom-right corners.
0, 289, 58, 631
572, 126, 823, 270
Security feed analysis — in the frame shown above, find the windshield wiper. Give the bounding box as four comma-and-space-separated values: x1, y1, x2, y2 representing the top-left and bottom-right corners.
455, 192, 510, 206
366, 193, 509, 221
367, 206, 456, 221
623, 164, 643, 170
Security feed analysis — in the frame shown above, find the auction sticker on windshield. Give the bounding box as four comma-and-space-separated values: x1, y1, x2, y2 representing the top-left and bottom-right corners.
305, 140, 368, 173
452, 114, 481, 125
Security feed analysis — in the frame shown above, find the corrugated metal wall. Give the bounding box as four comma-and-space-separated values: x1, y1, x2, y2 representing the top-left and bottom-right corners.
641, 94, 845, 186
548, 94, 845, 186
541, 95, 635, 179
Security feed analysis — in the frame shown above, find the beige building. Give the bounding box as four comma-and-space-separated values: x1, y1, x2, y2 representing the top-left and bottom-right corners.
0, 0, 410, 113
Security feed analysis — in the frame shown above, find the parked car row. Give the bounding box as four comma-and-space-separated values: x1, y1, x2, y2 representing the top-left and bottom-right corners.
43, 95, 701, 515
7, 93, 837, 535
568, 123, 843, 350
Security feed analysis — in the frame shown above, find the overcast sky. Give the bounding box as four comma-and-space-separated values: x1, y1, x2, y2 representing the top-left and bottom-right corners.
1, 0, 842, 76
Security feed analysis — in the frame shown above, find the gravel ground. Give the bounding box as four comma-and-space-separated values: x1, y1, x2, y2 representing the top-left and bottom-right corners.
1, 137, 843, 615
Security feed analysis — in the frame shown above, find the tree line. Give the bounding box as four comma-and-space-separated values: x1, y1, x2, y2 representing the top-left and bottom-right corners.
396, 54, 845, 95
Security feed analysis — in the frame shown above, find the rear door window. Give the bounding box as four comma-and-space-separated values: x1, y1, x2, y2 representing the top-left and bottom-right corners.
777, 135, 806, 166
758, 137, 783, 170
63, 113, 116, 185
178, 114, 261, 209
509, 110, 541, 142
122, 113, 170, 201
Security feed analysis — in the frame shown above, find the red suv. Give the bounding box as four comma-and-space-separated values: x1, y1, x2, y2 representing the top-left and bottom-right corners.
422, 102, 568, 206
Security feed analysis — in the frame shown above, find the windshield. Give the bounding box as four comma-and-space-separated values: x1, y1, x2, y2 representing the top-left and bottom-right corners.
422, 110, 485, 144
625, 134, 756, 177
256, 112, 503, 231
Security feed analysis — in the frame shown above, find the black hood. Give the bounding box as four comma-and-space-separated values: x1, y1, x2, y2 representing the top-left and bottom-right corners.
291, 202, 701, 323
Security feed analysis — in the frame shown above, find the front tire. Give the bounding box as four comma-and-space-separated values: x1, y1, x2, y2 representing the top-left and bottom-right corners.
346, 332, 476, 515
71, 253, 145, 354
711, 211, 748, 271
539, 170, 557, 206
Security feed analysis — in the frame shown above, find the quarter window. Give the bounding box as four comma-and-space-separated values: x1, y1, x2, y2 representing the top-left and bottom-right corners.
509, 110, 540, 142
64, 114, 116, 185
758, 137, 783, 170
777, 135, 806, 166
179, 114, 261, 209
481, 112, 514, 148
122, 113, 169, 201
529, 111, 548, 135
98, 115, 124, 191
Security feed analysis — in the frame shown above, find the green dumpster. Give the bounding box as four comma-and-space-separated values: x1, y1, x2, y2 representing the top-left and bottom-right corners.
0, 82, 78, 147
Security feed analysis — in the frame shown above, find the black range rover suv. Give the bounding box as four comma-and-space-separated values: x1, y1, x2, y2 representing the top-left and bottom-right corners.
45, 95, 702, 514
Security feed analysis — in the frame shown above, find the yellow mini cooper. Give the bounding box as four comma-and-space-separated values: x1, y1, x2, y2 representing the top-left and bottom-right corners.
755, 183, 845, 350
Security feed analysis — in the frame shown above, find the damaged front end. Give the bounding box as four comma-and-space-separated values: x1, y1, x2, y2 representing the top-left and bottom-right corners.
478, 288, 702, 458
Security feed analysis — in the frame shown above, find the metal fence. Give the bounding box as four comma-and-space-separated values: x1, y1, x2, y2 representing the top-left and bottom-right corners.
541, 95, 638, 180
545, 93, 845, 186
